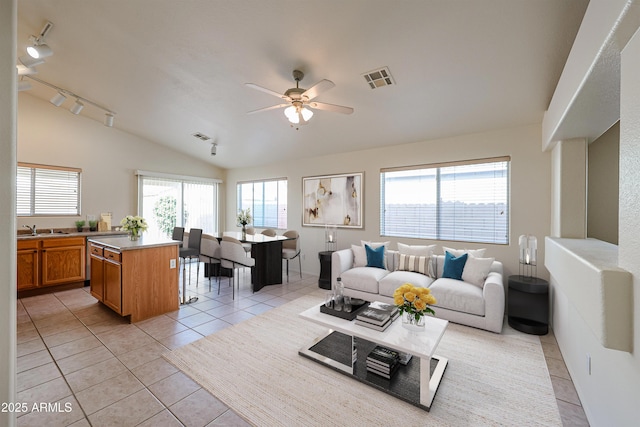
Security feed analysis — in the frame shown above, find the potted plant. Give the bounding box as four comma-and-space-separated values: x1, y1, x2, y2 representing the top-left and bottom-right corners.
75, 220, 85, 232
88, 220, 98, 232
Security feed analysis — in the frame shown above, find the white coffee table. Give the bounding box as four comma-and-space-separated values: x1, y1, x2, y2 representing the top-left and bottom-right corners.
299, 303, 448, 410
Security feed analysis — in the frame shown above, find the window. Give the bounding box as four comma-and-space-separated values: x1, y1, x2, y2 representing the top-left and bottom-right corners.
237, 178, 287, 229
137, 171, 221, 238
17, 163, 81, 216
381, 157, 509, 244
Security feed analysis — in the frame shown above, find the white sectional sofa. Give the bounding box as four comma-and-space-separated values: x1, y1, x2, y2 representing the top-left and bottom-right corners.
331, 244, 505, 333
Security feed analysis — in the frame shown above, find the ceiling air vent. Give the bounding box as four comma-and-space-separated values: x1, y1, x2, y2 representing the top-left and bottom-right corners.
362, 66, 394, 89
192, 132, 211, 142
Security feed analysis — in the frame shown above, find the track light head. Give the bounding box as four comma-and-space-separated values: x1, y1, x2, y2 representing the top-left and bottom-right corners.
69, 99, 84, 115
50, 92, 67, 107
18, 80, 32, 92
211, 143, 217, 156
27, 43, 53, 59
104, 113, 115, 127
26, 21, 54, 59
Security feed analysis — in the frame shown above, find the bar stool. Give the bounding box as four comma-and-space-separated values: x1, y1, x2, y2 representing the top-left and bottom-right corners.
179, 228, 202, 304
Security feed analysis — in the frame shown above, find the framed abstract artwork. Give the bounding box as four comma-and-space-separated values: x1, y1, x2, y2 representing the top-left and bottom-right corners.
302, 172, 363, 228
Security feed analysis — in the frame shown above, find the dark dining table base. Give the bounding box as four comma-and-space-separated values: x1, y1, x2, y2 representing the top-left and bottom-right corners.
251, 239, 284, 292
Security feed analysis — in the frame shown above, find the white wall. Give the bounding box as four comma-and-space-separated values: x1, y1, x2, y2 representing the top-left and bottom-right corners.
1, 1, 17, 426
587, 122, 619, 244
543, 1, 640, 425
225, 123, 551, 281
17, 93, 225, 230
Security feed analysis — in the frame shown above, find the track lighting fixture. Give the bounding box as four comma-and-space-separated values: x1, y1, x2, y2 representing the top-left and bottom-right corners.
18, 80, 32, 92
50, 92, 67, 107
69, 99, 84, 115
26, 21, 54, 59
18, 55, 45, 69
23, 75, 116, 127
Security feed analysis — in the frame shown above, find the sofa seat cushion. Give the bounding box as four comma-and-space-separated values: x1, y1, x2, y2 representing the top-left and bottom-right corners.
379, 271, 434, 298
429, 278, 485, 316
341, 267, 389, 294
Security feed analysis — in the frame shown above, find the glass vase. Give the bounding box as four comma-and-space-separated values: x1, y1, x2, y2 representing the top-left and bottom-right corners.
402, 311, 425, 331
128, 230, 140, 241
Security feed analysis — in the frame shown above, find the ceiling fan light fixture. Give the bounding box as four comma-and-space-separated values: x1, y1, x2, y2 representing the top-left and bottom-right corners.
50, 92, 67, 107
284, 106, 299, 123
301, 107, 313, 122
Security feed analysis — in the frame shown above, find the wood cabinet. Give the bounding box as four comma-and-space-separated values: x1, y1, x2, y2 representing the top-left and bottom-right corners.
17, 240, 39, 290
17, 237, 86, 291
42, 237, 86, 286
88, 238, 179, 322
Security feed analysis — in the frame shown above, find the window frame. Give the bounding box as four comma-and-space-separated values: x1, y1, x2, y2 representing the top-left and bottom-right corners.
17, 162, 82, 217
236, 177, 288, 229
380, 156, 510, 245
136, 170, 222, 237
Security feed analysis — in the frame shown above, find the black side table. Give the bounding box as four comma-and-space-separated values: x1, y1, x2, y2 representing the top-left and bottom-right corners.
318, 251, 333, 289
507, 275, 549, 335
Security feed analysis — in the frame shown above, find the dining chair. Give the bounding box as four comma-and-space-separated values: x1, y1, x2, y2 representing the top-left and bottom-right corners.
179, 228, 202, 304
261, 228, 277, 237
199, 233, 221, 292
220, 235, 255, 299
172, 226, 185, 247
282, 230, 301, 282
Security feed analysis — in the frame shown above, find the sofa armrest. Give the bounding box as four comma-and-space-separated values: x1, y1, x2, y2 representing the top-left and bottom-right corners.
482, 271, 505, 333
332, 249, 354, 290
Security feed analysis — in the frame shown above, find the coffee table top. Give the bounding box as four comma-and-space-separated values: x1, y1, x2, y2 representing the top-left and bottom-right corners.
299, 303, 448, 359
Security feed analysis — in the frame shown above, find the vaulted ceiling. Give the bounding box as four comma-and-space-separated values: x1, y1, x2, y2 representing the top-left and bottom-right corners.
17, 0, 588, 169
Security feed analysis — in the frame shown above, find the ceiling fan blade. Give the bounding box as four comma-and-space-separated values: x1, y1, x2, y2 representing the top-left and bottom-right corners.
308, 101, 354, 115
245, 83, 287, 99
302, 79, 335, 100
247, 103, 290, 115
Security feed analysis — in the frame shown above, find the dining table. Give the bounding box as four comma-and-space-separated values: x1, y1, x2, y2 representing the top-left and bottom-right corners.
221, 231, 294, 292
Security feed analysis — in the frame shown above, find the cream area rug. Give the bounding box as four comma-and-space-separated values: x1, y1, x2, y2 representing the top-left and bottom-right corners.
163, 294, 561, 426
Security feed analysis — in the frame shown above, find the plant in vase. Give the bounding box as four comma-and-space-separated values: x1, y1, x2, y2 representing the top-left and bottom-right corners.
120, 215, 148, 241
393, 283, 437, 330
237, 208, 252, 237
88, 220, 98, 232
75, 220, 85, 232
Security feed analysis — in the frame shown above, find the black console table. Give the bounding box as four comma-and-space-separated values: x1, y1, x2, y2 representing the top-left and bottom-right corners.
318, 251, 333, 289
507, 275, 549, 335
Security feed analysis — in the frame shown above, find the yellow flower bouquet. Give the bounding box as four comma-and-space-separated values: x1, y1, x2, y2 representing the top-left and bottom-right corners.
393, 283, 436, 327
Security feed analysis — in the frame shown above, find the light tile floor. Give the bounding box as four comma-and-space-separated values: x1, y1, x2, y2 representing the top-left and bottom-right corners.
16, 266, 588, 426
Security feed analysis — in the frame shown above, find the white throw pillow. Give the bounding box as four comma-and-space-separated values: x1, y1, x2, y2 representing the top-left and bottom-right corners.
397, 242, 436, 257
352, 244, 367, 267
442, 246, 487, 258
461, 256, 495, 288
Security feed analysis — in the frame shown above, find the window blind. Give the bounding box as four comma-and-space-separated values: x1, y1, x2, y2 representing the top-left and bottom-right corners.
17, 163, 81, 216
380, 157, 509, 244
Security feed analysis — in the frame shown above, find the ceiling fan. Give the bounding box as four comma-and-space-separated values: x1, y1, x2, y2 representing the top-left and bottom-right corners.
246, 70, 354, 126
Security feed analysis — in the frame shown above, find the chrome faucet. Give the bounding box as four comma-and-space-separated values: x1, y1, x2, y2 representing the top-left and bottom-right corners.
24, 225, 37, 236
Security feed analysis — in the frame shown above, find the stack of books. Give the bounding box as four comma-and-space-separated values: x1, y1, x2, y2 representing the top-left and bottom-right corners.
355, 301, 399, 331
366, 346, 401, 379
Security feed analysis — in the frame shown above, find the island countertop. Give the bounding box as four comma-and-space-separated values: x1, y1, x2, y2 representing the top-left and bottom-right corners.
87, 235, 180, 251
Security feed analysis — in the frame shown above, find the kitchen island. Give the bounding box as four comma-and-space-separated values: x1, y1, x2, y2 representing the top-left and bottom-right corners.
88, 235, 179, 322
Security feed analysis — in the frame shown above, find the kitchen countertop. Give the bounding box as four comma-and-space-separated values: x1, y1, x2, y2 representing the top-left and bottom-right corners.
87, 235, 180, 251
17, 230, 128, 241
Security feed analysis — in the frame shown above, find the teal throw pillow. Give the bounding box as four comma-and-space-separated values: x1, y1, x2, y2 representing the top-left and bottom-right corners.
442, 251, 468, 280
365, 244, 386, 269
